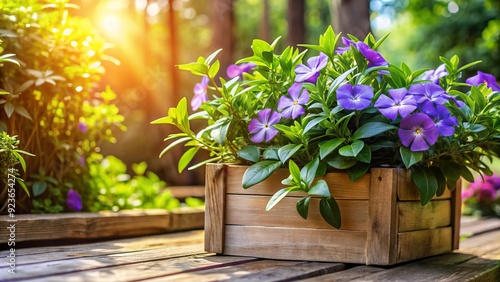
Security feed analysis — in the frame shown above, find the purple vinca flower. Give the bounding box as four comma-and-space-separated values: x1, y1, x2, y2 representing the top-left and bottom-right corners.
295, 52, 328, 84
429, 105, 458, 137
227, 63, 256, 79
422, 64, 448, 84
408, 82, 450, 117
248, 108, 281, 143
335, 37, 355, 54
278, 83, 309, 119
356, 42, 389, 69
398, 113, 439, 151
336, 83, 374, 111
77, 120, 88, 133
466, 71, 500, 91
374, 88, 417, 120
67, 189, 82, 211
191, 76, 209, 111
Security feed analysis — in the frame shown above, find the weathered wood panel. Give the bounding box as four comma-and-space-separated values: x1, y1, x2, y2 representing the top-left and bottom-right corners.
366, 168, 398, 265
225, 195, 368, 231
204, 163, 226, 253
225, 165, 370, 199
396, 169, 452, 200
397, 227, 452, 263
224, 225, 367, 263
397, 200, 451, 232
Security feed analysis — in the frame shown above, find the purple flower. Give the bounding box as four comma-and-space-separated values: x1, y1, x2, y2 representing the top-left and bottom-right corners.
67, 189, 82, 211
374, 88, 417, 120
248, 108, 281, 143
78, 155, 85, 167
398, 113, 439, 151
278, 83, 309, 119
408, 83, 450, 116
429, 105, 458, 137
356, 42, 389, 69
463, 174, 500, 202
466, 71, 500, 91
191, 76, 209, 111
295, 53, 328, 84
335, 37, 355, 54
77, 121, 88, 133
227, 63, 256, 79
336, 84, 374, 111
422, 64, 448, 84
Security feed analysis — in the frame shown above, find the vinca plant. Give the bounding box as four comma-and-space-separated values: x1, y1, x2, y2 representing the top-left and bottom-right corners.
153, 26, 500, 228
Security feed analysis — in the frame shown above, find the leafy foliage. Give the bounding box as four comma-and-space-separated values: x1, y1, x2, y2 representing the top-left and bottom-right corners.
155, 26, 500, 228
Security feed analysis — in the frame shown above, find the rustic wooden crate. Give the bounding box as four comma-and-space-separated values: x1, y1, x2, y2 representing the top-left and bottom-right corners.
204, 163, 461, 265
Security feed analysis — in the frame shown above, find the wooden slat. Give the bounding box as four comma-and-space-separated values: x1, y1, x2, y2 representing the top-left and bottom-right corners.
451, 182, 462, 250
396, 169, 451, 200
144, 260, 346, 282
397, 200, 451, 232
300, 266, 385, 282
397, 227, 452, 263
366, 168, 398, 265
204, 163, 226, 254
224, 225, 367, 263
225, 165, 370, 199
0, 208, 204, 243
226, 195, 368, 231
460, 217, 500, 237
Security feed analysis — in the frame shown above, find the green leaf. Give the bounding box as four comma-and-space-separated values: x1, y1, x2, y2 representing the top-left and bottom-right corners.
237, 145, 260, 163
17, 178, 30, 197
459, 165, 475, 182
278, 144, 302, 164
266, 188, 290, 211
411, 166, 438, 206
177, 62, 208, 76
326, 153, 357, 169
319, 197, 341, 229
339, 140, 364, 157
210, 118, 230, 144
300, 158, 319, 187
33, 181, 47, 197
347, 162, 370, 182
208, 60, 220, 78
252, 39, 272, 57
159, 136, 191, 158
289, 159, 301, 184
435, 161, 461, 181
354, 143, 371, 163
303, 116, 324, 134
319, 138, 345, 159
242, 160, 282, 188
308, 180, 330, 197
205, 49, 223, 65
352, 122, 396, 140
263, 147, 279, 160
400, 147, 423, 169
178, 147, 199, 173
430, 166, 447, 197
296, 196, 311, 219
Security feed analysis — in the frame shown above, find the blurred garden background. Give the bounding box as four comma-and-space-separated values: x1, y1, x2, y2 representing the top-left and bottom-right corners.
1, 0, 499, 214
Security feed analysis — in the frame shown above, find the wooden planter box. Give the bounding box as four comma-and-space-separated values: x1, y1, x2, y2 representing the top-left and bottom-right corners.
204, 163, 461, 265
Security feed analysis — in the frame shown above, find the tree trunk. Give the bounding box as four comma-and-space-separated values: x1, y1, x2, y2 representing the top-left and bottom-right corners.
331, 0, 371, 40
287, 0, 306, 47
211, 0, 234, 76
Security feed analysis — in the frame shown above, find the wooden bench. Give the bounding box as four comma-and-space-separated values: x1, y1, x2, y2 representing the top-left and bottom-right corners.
0, 216, 499, 281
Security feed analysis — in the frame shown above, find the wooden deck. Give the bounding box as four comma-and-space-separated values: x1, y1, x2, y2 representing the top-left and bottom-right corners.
1, 216, 499, 281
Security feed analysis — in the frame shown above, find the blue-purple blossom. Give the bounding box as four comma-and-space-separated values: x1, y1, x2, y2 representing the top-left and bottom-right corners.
248, 108, 281, 143
398, 113, 439, 152
191, 76, 209, 111
67, 189, 82, 211
278, 83, 309, 119
227, 63, 256, 79
336, 84, 374, 110
356, 42, 389, 69
374, 88, 417, 120
408, 82, 450, 117
466, 71, 500, 91
335, 37, 355, 54
295, 53, 328, 84
422, 64, 448, 84
429, 105, 458, 137
77, 120, 88, 133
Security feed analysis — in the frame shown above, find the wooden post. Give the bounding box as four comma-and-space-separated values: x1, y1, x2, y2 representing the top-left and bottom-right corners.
204, 163, 227, 253
366, 168, 398, 265
451, 179, 462, 250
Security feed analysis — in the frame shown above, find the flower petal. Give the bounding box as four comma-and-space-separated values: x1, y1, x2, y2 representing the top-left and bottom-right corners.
410, 134, 429, 151
227, 65, 242, 78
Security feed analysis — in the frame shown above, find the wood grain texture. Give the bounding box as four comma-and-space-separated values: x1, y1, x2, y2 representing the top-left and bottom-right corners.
366, 168, 398, 265
397, 227, 452, 263
0, 208, 204, 243
224, 225, 367, 263
451, 181, 462, 250
397, 200, 451, 232
396, 169, 451, 200
225, 165, 370, 199
225, 195, 368, 231
204, 163, 227, 253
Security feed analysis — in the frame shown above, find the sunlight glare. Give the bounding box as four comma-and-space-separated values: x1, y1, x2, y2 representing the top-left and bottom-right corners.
146, 2, 160, 17
100, 14, 122, 37
448, 2, 459, 14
